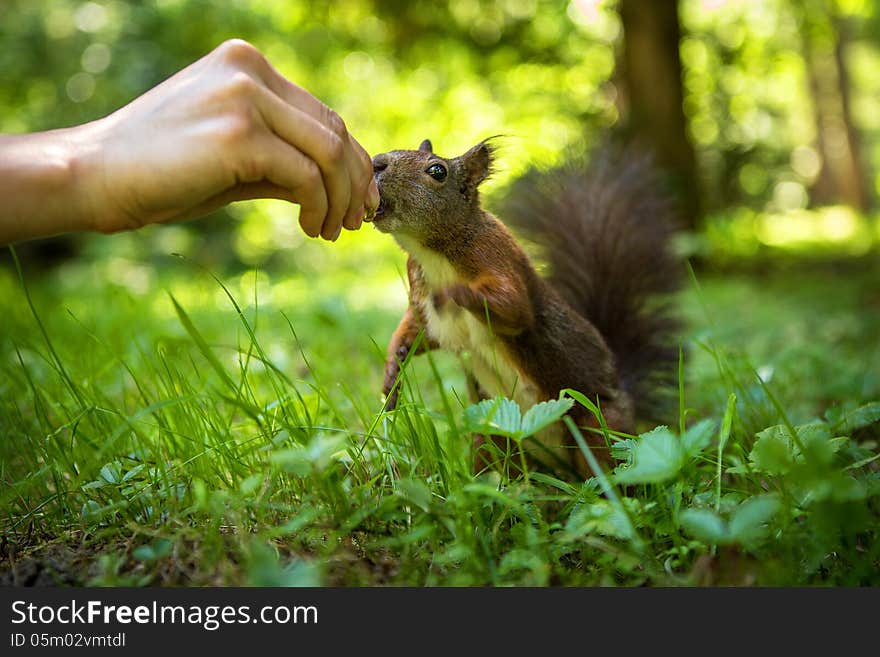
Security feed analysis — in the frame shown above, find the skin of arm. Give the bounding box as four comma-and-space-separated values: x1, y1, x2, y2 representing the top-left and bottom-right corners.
0, 39, 380, 246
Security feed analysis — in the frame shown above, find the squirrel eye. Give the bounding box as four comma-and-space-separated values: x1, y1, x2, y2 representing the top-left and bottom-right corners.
425, 163, 447, 182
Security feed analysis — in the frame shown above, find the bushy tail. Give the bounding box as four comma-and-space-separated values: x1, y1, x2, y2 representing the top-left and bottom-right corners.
500, 146, 683, 420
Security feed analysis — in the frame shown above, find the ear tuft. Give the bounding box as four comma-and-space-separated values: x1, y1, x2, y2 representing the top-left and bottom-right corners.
419, 139, 433, 153
459, 139, 497, 193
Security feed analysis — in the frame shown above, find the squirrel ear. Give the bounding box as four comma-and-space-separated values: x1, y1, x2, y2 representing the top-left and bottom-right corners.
459, 140, 494, 191
418, 139, 433, 153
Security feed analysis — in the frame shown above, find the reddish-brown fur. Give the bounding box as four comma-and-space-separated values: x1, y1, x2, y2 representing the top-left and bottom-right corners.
374, 139, 679, 478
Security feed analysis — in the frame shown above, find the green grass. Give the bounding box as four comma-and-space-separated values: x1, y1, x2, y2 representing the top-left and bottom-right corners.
2, 231, 879, 586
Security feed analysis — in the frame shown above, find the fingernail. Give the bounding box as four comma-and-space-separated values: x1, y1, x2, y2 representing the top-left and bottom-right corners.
333, 224, 342, 241
368, 179, 380, 209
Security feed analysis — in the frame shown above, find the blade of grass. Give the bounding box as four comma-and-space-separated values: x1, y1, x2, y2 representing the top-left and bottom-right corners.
168, 292, 237, 393
716, 393, 736, 513
564, 416, 646, 556
10, 245, 86, 410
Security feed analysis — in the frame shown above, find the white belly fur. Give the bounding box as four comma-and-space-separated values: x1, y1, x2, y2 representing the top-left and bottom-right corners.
397, 236, 568, 466
396, 235, 543, 415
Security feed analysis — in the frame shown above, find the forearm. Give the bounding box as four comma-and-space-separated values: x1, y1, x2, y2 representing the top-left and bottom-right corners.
0, 124, 103, 245
442, 277, 534, 337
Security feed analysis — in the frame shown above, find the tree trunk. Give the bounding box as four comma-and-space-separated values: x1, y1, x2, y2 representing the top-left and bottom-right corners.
618, 0, 700, 230
799, 0, 870, 211
832, 14, 871, 210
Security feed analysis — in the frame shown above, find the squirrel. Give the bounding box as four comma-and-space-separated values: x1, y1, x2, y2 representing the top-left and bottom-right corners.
372, 138, 681, 477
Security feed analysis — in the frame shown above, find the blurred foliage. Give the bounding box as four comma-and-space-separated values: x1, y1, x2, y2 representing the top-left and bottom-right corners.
3, 0, 880, 265
3, 1, 880, 587
0, 0, 619, 268
0, 0, 620, 157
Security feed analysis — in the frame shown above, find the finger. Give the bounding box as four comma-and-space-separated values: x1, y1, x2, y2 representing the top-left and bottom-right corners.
348, 134, 380, 217
341, 132, 383, 230
247, 55, 380, 232
365, 178, 380, 221
253, 84, 350, 240
245, 137, 329, 238
240, 50, 371, 236
347, 133, 375, 202
210, 39, 328, 123
248, 53, 334, 126
217, 40, 342, 137
340, 138, 372, 231
187, 181, 297, 218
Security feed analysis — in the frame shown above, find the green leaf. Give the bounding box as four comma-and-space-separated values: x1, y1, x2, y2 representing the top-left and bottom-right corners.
463, 397, 521, 438
462, 482, 524, 509
728, 495, 780, 544
750, 422, 848, 474
611, 438, 637, 463
492, 398, 524, 436
121, 464, 146, 482
520, 397, 573, 437
81, 500, 103, 521
797, 422, 831, 444
270, 432, 347, 476
681, 419, 716, 456
564, 500, 635, 541
828, 402, 880, 434
562, 389, 602, 416
246, 541, 322, 587
282, 559, 323, 587
395, 478, 432, 512
528, 472, 579, 496
132, 545, 156, 562
749, 426, 795, 474
270, 448, 311, 477
682, 496, 780, 547
828, 474, 868, 502
719, 394, 736, 455
133, 539, 172, 563
679, 508, 729, 544
240, 474, 263, 495
615, 426, 685, 484
462, 396, 571, 441
799, 423, 846, 466
99, 461, 122, 484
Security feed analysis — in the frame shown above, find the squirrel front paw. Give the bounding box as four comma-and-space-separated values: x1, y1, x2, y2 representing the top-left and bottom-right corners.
430, 289, 451, 311
432, 284, 473, 312
382, 344, 409, 410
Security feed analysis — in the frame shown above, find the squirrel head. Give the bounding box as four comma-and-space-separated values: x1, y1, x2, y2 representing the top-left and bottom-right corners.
371, 139, 494, 243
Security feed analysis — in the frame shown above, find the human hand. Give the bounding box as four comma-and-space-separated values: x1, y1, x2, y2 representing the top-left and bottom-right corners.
74, 39, 379, 240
